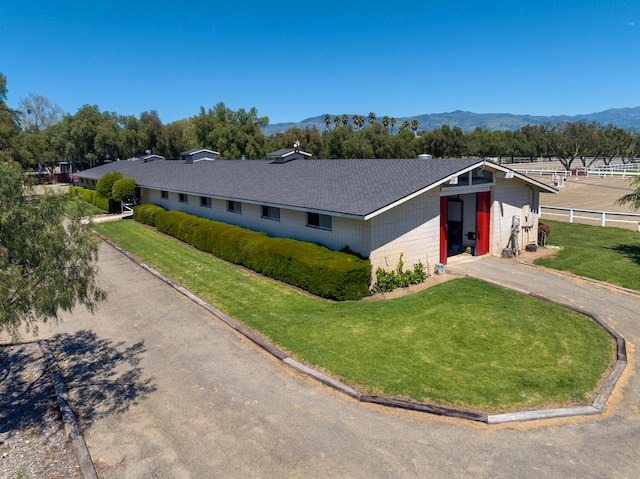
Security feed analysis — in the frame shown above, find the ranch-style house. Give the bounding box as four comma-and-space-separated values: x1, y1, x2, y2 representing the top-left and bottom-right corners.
76, 149, 557, 274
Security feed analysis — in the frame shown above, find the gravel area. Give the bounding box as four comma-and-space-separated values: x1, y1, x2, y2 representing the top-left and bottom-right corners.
0, 342, 82, 479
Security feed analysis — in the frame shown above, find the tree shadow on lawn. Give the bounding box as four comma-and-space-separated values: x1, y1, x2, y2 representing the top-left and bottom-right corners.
608, 243, 640, 266
49, 330, 157, 428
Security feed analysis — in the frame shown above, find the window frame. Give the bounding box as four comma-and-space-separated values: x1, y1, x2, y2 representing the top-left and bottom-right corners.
178, 193, 188, 203
161, 190, 169, 199
227, 200, 242, 214
306, 212, 332, 231
261, 205, 280, 221
200, 196, 212, 208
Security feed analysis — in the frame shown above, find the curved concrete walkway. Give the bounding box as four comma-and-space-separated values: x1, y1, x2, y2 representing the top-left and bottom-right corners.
52, 243, 640, 478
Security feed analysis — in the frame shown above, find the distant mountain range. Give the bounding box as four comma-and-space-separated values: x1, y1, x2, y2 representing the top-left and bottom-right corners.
261, 106, 640, 136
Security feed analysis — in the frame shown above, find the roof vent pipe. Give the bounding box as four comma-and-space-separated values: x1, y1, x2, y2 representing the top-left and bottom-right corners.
418, 154, 433, 160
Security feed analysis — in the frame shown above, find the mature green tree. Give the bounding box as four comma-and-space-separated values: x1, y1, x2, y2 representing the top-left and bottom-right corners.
368, 112, 377, 125
389, 117, 396, 134
192, 103, 269, 159
111, 177, 137, 203
362, 122, 393, 158
341, 114, 349, 126
139, 110, 163, 154
333, 115, 341, 129
157, 119, 194, 159
17, 93, 63, 133
542, 121, 592, 171
0, 162, 105, 340
0, 73, 20, 163
96, 171, 123, 199
390, 129, 417, 158
324, 125, 352, 158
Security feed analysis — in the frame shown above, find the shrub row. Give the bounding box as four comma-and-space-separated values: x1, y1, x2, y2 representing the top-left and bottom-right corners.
133, 204, 166, 227
69, 186, 118, 213
138, 208, 371, 301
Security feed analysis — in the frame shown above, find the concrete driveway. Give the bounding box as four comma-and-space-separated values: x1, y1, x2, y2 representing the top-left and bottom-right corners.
51, 242, 640, 478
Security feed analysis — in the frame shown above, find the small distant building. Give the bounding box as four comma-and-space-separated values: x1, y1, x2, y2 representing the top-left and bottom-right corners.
267, 148, 312, 163
180, 148, 220, 163
128, 154, 165, 162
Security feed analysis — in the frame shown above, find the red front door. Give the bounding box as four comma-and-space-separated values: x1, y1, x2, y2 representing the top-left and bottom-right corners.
439, 196, 448, 264
476, 191, 491, 256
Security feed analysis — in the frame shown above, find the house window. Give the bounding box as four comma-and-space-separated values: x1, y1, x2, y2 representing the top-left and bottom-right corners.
261, 205, 280, 221
179, 193, 188, 203
306, 212, 332, 231
472, 169, 494, 184
227, 200, 242, 214
200, 196, 211, 208
161, 190, 168, 199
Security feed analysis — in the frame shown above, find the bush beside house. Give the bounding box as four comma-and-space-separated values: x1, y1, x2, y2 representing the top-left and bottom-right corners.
69, 185, 118, 212
133, 204, 166, 227
136, 207, 371, 301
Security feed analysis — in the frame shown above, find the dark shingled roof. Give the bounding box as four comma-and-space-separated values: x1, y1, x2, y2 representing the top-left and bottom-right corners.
76, 158, 521, 217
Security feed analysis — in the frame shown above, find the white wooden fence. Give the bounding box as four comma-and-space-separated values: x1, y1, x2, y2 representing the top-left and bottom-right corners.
575, 164, 640, 178
539, 206, 640, 231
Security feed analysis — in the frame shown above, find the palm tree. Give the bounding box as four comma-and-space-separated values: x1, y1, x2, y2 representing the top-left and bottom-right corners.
341, 114, 349, 126
411, 119, 419, 137
334, 116, 341, 129
324, 114, 332, 131
390, 117, 396, 134
368, 112, 376, 125
382, 115, 390, 131
401, 120, 411, 130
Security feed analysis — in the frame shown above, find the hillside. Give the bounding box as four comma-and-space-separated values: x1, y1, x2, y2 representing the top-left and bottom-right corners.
261, 106, 640, 136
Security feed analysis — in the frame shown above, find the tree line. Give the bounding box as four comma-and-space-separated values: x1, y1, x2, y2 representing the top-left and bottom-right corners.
1, 73, 638, 173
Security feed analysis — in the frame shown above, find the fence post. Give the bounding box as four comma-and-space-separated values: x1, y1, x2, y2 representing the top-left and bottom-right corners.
601, 212, 606, 227
569, 209, 574, 223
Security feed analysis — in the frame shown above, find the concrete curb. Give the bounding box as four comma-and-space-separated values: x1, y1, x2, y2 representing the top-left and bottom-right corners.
40, 341, 98, 479
463, 273, 627, 424
97, 233, 627, 424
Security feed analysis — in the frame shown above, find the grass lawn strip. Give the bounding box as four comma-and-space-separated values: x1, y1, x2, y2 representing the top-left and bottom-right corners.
535, 219, 640, 291
63, 196, 106, 217
94, 220, 614, 413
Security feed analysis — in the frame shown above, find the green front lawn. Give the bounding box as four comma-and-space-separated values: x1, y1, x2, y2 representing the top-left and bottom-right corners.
536, 219, 640, 290
63, 196, 106, 217
94, 220, 614, 413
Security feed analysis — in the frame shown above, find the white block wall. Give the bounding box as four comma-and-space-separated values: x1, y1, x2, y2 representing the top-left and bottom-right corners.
491, 179, 539, 253
143, 188, 371, 256
368, 190, 441, 274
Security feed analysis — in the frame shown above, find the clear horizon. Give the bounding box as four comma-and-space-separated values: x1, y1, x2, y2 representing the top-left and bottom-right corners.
2, 1, 638, 125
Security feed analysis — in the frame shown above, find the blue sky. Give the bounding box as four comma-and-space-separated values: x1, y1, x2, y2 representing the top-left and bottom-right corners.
1, 1, 638, 125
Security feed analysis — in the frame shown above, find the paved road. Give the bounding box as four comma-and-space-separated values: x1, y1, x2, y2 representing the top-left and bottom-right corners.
52, 243, 640, 478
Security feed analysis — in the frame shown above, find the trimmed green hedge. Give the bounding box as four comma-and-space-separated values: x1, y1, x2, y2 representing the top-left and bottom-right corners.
69, 185, 118, 213
151, 210, 371, 301
133, 204, 167, 227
